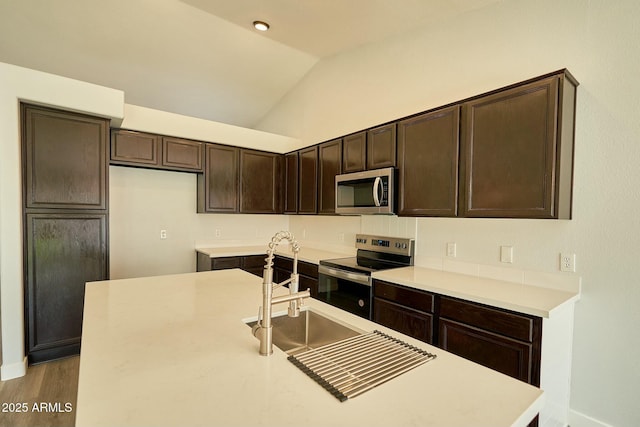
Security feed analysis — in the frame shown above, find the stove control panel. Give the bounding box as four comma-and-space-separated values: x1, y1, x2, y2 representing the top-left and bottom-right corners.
355, 234, 414, 257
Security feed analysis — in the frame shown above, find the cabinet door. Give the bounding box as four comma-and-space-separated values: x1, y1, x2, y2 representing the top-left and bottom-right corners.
298, 146, 318, 214
367, 123, 396, 169
23, 105, 108, 209
162, 136, 203, 171
374, 298, 433, 344
439, 296, 541, 386
198, 144, 238, 213
318, 139, 342, 214
110, 129, 160, 168
460, 76, 560, 218
439, 318, 533, 383
284, 152, 299, 214
211, 257, 242, 270
242, 255, 266, 277
273, 256, 318, 297
25, 213, 108, 363
342, 131, 367, 173
239, 150, 282, 214
397, 106, 460, 216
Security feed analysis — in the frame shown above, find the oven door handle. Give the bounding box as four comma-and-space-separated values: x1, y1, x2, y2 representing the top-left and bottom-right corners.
318, 265, 372, 286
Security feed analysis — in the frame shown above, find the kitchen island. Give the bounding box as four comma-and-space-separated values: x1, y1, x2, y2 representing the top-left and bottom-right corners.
76, 269, 543, 427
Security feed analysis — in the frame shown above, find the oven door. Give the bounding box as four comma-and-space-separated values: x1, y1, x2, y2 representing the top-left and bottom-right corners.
317, 265, 372, 320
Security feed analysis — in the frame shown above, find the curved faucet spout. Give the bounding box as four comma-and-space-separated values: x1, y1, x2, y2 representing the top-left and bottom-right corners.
254, 231, 310, 356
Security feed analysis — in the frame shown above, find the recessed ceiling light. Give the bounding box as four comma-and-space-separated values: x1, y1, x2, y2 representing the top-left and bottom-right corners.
253, 21, 270, 31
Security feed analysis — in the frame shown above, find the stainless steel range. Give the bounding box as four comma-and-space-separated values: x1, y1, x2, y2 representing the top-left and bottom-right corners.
318, 234, 415, 319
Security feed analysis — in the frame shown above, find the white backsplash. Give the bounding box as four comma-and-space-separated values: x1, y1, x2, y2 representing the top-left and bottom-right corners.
282, 214, 581, 293
359, 215, 417, 239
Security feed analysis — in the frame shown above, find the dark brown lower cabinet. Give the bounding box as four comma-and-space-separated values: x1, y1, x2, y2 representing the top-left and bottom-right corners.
373, 280, 435, 344
25, 213, 108, 364
372, 280, 542, 388
374, 299, 433, 344
273, 256, 318, 297
439, 296, 542, 386
241, 255, 267, 277
196, 254, 266, 277
439, 319, 533, 383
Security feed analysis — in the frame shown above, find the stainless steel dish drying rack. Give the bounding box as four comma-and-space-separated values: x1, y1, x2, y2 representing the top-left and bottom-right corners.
287, 330, 436, 401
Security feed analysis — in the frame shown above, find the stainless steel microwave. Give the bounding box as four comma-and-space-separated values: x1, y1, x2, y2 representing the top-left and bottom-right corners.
335, 167, 395, 215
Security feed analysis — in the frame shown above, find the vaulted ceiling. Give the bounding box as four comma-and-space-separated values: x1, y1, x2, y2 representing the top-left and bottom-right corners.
0, 0, 501, 129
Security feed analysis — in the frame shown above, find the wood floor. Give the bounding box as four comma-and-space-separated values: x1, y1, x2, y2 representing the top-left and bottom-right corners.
0, 356, 79, 427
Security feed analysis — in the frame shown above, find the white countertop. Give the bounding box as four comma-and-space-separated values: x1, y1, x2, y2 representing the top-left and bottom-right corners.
372, 266, 580, 318
76, 269, 543, 427
197, 245, 579, 319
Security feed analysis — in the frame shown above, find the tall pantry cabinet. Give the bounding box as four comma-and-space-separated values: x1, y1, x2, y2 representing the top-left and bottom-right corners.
21, 104, 109, 364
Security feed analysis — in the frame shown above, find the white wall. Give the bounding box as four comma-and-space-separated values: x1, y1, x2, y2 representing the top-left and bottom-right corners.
109, 166, 289, 279
256, 1, 640, 425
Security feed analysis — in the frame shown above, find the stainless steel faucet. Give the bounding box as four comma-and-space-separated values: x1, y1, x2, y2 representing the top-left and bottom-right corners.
252, 231, 311, 356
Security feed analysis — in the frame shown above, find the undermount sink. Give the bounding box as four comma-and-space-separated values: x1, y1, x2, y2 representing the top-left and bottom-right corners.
246, 309, 363, 355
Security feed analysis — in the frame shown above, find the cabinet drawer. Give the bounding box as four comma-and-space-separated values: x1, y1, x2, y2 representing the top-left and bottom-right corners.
439, 318, 533, 383
374, 298, 433, 344
298, 261, 318, 279
439, 296, 536, 342
211, 256, 241, 270
374, 280, 434, 313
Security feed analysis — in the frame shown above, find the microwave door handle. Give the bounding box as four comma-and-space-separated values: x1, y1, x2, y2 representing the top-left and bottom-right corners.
373, 177, 382, 207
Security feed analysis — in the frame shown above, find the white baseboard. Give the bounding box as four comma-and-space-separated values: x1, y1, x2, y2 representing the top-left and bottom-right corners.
569, 410, 612, 427
0, 356, 27, 381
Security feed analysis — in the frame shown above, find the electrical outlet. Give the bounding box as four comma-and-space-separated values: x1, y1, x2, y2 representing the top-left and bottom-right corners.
160, 230, 167, 239
500, 245, 513, 263
560, 253, 576, 272
215, 229, 221, 238
446, 242, 457, 257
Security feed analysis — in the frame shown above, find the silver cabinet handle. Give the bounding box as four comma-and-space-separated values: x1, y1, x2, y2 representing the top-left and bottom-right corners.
318, 265, 371, 286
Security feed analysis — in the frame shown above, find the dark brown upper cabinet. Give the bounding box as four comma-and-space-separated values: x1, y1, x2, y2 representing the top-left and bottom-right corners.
23, 105, 108, 210
318, 139, 343, 214
367, 123, 397, 170
460, 71, 577, 218
239, 150, 282, 214
342, 131, 367, 173
284, 152, 299, 214
110, 130, 160, 167
197, 144, 239, 213
298, 146, 318, 214
162, 136, 204, 172
111, 130, 203, 173
397, 106, 460, 217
